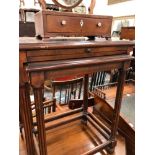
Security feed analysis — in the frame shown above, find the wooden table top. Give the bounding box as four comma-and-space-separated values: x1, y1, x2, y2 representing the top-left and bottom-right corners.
19, 37, 135, 50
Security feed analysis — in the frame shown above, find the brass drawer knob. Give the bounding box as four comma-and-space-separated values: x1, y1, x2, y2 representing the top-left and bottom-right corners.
61, 20, 67, 25
97, 22, 102, 27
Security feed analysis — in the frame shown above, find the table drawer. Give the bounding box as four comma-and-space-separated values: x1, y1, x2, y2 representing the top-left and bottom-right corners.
27, 46, 128, 62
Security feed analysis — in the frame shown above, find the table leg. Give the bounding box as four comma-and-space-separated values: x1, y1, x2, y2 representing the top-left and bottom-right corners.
82, 74, 89, 124
33, 86, 47, 155
20, 83, 35, 155
108, 68, 126, 153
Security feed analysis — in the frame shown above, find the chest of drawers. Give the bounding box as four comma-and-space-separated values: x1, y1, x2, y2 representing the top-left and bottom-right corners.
35, 11, 113, 39
120, 26, 135, 40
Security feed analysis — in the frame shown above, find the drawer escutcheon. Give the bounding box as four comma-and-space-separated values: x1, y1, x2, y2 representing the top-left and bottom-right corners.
80, 20, 84, 27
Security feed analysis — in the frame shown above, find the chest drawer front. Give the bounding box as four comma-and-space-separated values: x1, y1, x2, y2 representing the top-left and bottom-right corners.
82, 18, 112, 36
46, 15, 81, 33
27, 46, 127, 62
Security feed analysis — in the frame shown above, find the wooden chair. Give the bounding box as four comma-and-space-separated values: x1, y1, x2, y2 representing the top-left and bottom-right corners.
31, 97, 56, 117
19, 0, 40, 22
89, 72, 107, 91
109, 68, 135, 83
51, 77, 84, 106
19, 0, 38, 37
44, 77, 96, 110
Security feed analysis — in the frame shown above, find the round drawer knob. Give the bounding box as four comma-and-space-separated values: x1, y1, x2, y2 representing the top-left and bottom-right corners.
61, 20, 67, 25
97, 22, 102, 27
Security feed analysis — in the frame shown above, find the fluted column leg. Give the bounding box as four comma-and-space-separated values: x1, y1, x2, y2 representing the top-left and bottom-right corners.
82, 74, 89, 124
33, 86, 47, 155
20, 83, 35, 155
108, 68, 126, 153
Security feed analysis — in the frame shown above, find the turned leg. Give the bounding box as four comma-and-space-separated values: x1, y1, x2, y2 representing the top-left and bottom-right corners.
82, 74, 89, 125
107, 68, 126, 153
33, 86, 47, 155
20, 83, 35, 155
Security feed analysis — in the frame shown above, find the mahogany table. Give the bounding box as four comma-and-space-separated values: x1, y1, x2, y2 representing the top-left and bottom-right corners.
19, 37, 134, 155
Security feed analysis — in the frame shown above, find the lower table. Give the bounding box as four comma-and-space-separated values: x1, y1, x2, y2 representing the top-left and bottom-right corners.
19, 37, 134, 155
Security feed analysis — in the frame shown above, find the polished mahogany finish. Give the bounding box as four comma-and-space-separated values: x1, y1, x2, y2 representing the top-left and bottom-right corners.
19, 37, 134, 155
34, 11, 112, 39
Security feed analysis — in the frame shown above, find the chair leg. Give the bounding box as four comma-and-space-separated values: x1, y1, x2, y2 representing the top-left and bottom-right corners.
52, 98, 56, 112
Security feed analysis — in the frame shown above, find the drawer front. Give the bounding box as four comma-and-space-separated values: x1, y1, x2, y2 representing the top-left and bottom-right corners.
27, 46, 127, 62
46, 15, 81, 33
82, 18, 112, 36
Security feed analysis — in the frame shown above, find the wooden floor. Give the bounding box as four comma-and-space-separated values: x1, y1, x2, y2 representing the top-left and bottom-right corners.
20, 114, 126, 155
